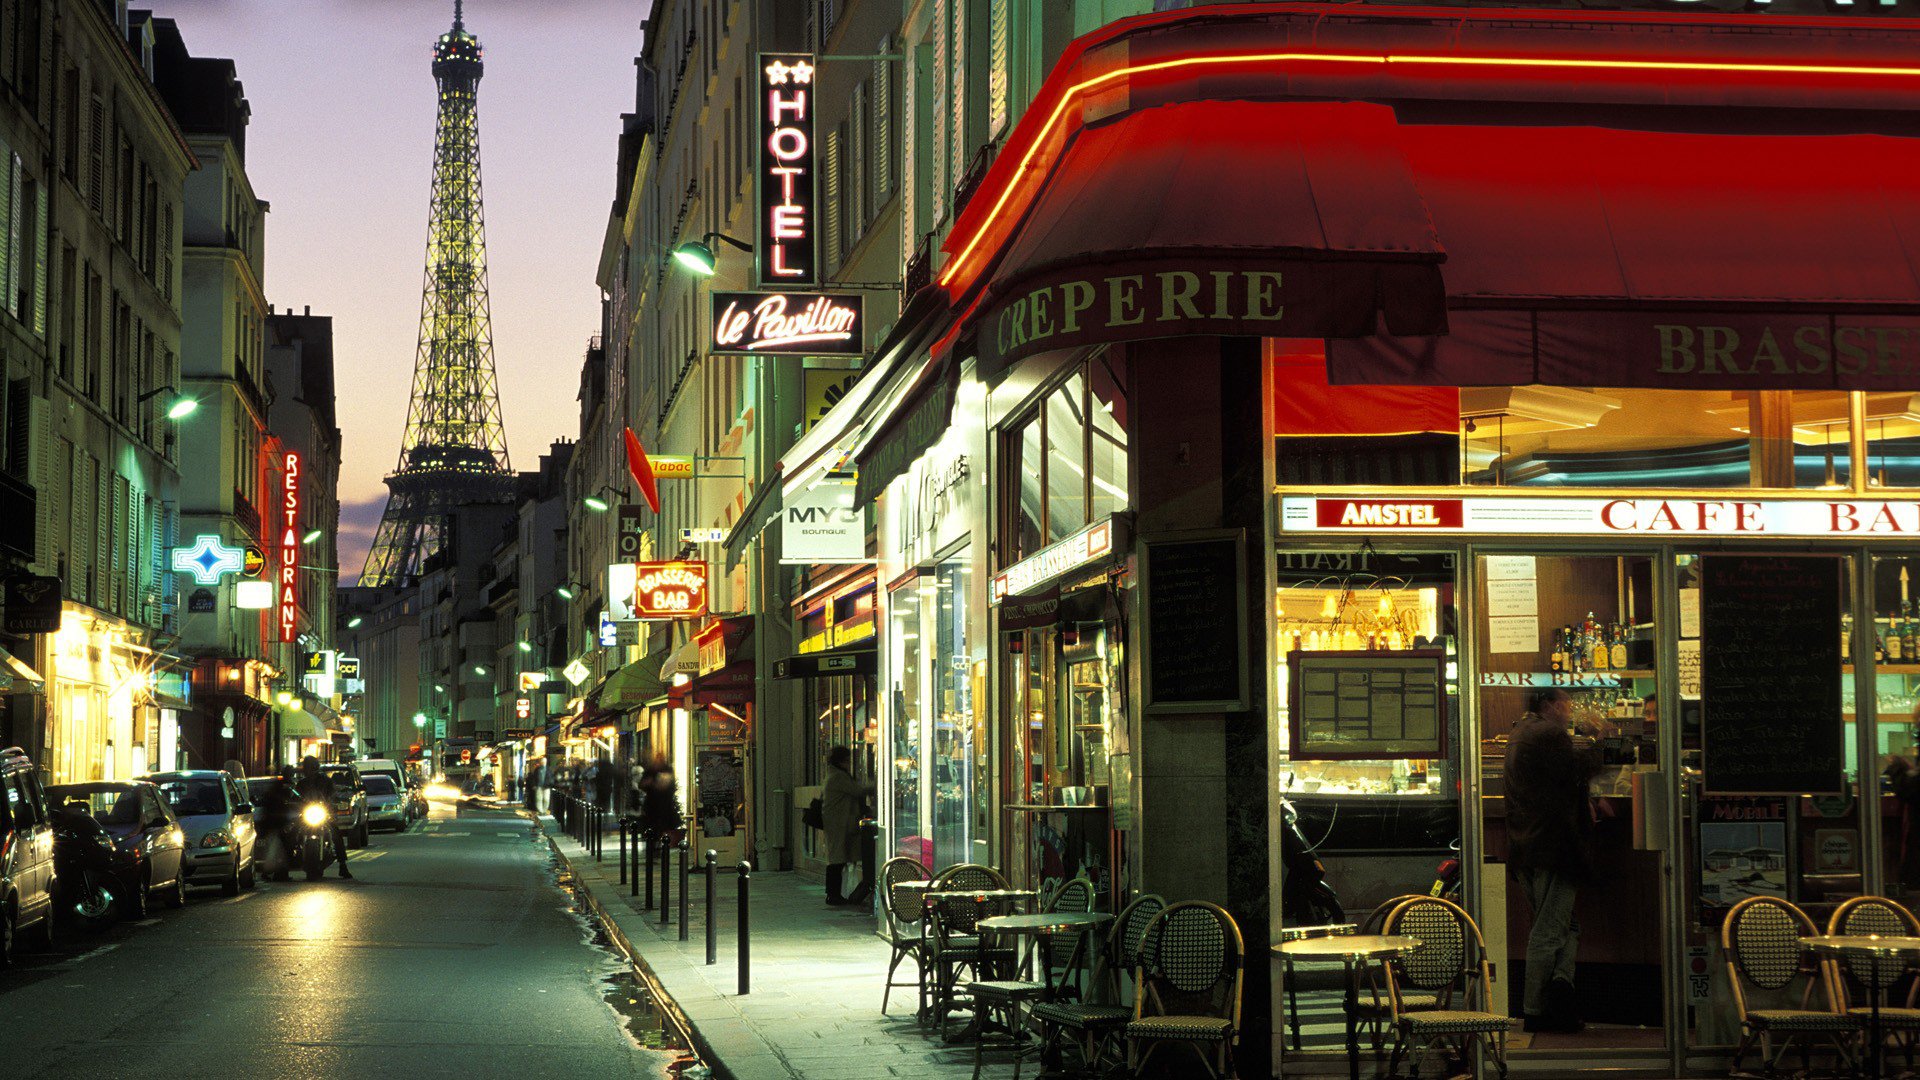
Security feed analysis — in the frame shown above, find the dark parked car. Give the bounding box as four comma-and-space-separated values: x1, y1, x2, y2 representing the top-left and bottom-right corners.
0, 746, 56, 965
45, 781, 188, 917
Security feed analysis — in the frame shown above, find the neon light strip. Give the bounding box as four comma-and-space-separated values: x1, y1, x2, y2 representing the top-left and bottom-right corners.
937, 47, 1920, 293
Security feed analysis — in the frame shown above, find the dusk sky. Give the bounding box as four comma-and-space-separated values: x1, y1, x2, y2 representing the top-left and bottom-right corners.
143, 0, 643, 582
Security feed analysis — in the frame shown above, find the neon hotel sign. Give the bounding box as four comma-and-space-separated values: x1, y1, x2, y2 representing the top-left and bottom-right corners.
758, 54, 816, 288
1283, 496, 1920, 538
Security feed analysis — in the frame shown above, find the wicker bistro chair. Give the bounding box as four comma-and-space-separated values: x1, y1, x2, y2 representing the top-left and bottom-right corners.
1031, 894, 1167, 1074
926, 864, 1016, 1036
1824, 896, 1920, 1066
1347, 894, 1439, 1053
1723, 895, 1858, 1078
1125, 901, 1246, 1080
966, 877, 1101, 1080
880, 856, 933, 1016
1380, 896, 1510, 1080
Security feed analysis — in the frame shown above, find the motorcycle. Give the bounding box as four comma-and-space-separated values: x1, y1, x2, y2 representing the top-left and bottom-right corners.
1279, 796, 1344, 926
50, 808, 130, 930
1430, 837, 1463, 901
293, 800, 332, 881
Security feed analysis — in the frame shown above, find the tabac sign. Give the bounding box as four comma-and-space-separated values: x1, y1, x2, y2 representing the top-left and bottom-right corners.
711, 291, 863, 355
757, 54, 816, 287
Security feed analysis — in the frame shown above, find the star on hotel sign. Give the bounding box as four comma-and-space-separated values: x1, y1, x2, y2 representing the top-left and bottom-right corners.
172, 534, 246, 586
763, 58, 813, 85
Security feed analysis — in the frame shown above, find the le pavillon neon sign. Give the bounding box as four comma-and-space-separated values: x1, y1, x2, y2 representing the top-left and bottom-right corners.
710, 291, 863, 355
278, 451, 301, 643
758, 53, 816, 288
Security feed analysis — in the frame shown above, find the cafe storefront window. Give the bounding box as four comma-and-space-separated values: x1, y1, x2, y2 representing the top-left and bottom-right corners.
1003, 351, 1129, 562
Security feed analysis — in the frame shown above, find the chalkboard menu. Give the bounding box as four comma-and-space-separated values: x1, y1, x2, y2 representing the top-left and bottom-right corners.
1142, 532, 1249, 713
1702, 555, 1843, 796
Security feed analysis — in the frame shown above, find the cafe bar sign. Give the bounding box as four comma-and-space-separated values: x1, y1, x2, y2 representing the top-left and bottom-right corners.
711, 291, 862, 355
1281, 496, 1920, 538
757, 53, 816, 288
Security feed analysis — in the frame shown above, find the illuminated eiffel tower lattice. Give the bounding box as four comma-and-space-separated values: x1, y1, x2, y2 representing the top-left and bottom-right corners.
361, 0, 514, 587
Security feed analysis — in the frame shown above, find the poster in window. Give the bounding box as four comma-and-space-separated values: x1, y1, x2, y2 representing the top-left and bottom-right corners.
1289, 650, 1447, 761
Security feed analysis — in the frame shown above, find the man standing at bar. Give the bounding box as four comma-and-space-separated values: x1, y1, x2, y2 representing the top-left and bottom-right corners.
1505, 687, 1612, 1033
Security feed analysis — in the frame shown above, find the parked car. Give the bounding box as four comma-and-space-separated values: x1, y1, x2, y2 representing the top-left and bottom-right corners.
0, 746, 56, 965
352, 758, 412, 794
361, 774, 412, 832
143, 770, 257, 895
44, 781, 188, 917
318, 765, 369, 848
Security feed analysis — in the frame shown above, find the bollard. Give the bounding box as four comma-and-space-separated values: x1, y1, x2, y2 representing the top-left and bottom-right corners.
618, 819, 628, 884
705, 849, 718, 965
737, 860, 752, 996
678, 840, 690, 942
659, 835, 672, 926
594, 809, 603, 862
643, 833, 655, 907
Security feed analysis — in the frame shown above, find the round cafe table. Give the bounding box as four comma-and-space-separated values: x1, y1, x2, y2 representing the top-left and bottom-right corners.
978, 910, 1117, 998
1803, 934, 1920, 1079
1276, 934, 1421, 1080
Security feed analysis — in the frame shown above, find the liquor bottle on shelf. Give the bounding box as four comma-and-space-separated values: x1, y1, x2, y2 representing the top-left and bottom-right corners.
1903, 602, 1916, 660
1609, 624, 1629, 670
1881, 623, 1894, 663
1588, 612, 1609, 671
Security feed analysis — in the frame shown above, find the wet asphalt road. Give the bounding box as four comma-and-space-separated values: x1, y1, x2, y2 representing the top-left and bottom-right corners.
0, 802, 671, 1079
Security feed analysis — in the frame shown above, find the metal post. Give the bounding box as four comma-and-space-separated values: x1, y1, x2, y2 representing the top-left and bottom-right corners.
618, 818, 628, 883
659, 835, 671, 926
594, 808, 603, 862
737, 860, 751, 995
678, 840, 690, 941
705, 849, 718, 965
643, 833, 655, 907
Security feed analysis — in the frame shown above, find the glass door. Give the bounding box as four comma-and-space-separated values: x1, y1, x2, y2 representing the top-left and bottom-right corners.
886, 578, 927, 868
1471, 550, 1669, 1058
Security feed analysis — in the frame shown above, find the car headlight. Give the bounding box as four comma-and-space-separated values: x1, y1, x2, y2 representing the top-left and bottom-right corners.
301, 804, 329, 827
200, 831, 231, 849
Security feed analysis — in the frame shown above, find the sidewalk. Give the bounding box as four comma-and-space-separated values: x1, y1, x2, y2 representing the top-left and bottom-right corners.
542, 816, 992, 1080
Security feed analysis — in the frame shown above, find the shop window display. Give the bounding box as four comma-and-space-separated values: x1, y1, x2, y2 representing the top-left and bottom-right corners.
888, 582, 924, 865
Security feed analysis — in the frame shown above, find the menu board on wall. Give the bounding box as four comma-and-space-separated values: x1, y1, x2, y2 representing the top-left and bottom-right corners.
1289, 651, 1447, 760
1141, 531, 1249, 713
1701, 555, 1843, 795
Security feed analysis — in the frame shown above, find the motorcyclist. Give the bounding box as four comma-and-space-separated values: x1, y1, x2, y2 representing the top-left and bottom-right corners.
294, 756, 352, 879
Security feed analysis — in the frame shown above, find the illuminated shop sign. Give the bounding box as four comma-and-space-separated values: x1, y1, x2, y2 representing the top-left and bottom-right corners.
172, 534, 245, 585
757, 53, 816, 287
991, 516, 1119, 602
278, 452, 302, 643
710, 291, 863, 355
611, 561, 710, 620
1281, 496, 1920, 538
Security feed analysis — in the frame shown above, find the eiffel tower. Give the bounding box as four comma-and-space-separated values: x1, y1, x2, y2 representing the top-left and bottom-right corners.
361, 0, 515, 587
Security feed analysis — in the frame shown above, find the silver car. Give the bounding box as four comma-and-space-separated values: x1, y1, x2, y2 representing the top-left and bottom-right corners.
361, 774, 412, 832
143, 771, 257, 895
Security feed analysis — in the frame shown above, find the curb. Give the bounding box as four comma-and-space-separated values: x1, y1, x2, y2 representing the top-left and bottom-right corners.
538, 817, 734, 1080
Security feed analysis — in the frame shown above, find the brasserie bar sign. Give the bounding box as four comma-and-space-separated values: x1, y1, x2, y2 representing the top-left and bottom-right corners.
710, 291, 863, 355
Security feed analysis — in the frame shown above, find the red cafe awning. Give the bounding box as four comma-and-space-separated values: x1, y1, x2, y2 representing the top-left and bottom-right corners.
1328, 122, 1920, 391
974, 99, 1448, 377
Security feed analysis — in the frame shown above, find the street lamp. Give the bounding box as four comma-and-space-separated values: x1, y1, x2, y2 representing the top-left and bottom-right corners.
346, 616, 363, 629
669, 232, 752, 277
137, 384, 198, 419
581, 486, 622, 513
302, 529, 324, 544
554, 580, 584, 602
516, 640, 533, 654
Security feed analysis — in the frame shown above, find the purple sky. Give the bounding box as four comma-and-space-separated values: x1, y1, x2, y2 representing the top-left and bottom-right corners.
144, 0, 642, 581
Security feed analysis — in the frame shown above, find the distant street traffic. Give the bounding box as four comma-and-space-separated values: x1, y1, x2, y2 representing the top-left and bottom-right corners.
0, 803, 673, 1079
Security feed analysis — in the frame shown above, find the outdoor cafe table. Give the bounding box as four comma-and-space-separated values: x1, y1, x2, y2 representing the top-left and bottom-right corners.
1275, 934, 1420, 1080
920, 888, 1041, 1029
978, 911, 1117, 998
1803, 934, 1920, 1079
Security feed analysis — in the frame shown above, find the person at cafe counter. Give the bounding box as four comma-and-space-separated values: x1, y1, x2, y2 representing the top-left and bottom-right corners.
1506, 687, 1617, 1034
822, 746, 874, 907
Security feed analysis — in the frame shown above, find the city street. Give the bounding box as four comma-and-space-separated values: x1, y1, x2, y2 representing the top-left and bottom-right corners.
0, 804, 679, 1080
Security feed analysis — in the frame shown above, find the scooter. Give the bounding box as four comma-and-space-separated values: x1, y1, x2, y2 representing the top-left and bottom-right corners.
294, 800, 332, 881
1430, 837, 1463, 902
50, 808, 127, 930
1279, 797, 1344, 926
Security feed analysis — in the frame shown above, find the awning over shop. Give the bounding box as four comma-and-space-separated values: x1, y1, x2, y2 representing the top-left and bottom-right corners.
277, 710, 326, 741
772, 644, 877, 680
933, 4, 1920, 394
595, 661, 668, 713
688, 660, 755, 706
0, 646, 45, 693
853, 353, 959, 505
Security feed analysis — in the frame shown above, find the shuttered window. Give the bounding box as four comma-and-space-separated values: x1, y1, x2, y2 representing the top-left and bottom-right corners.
86, 96, 102, 215
823, 126, 842, 268
989, 0, 1009, 137
930, 0, 948, 225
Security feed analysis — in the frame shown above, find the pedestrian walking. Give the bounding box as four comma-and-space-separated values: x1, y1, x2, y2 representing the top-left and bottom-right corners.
1504, 687, 1614, 1033
820, 746, 873, 906
592, 757, 613, 811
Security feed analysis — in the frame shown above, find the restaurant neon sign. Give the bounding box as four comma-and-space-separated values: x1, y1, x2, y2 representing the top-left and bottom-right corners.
278, 451, 302, 643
